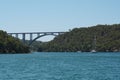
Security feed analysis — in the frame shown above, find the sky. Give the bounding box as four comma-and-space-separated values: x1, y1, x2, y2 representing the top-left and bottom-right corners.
0, 0, 120, 41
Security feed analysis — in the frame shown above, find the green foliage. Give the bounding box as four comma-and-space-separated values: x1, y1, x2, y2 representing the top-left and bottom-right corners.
0, 30, 30, 53
38, 24, 120, 52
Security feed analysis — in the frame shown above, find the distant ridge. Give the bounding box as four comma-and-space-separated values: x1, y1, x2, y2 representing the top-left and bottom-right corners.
37, 24, 120, 52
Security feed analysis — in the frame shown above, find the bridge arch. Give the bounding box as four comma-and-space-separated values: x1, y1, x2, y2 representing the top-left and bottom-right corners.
29, 34, 57, 45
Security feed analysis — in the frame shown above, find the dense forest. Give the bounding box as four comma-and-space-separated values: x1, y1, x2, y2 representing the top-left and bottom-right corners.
0, 30, 30, 53
37, 24, 120, 52
1, 24, 120, 53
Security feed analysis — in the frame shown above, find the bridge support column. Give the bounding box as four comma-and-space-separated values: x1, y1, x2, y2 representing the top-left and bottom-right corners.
37, 33, 40, 36
15, 34, 18, 38
22, 33, 26, 43
30, 33, 33, 43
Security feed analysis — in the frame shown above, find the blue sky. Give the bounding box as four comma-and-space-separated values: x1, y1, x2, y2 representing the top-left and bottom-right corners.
0, 0, 120, 33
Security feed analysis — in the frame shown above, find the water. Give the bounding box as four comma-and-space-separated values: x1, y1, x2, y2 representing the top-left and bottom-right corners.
0, 52, 120, 80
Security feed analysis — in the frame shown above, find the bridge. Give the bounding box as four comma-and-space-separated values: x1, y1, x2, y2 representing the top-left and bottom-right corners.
8, 32, 65, 45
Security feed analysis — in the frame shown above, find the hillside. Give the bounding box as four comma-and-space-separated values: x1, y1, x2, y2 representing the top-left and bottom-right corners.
38, 24, 120, 52
0, 30, 30, 53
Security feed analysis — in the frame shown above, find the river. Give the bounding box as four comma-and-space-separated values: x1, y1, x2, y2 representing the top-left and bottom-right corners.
0, 52, 120, 80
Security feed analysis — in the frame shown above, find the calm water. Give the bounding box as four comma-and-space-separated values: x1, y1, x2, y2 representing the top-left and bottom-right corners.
0, 52, 120, 80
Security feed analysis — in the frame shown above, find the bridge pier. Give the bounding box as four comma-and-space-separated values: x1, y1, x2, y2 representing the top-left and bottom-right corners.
15, 34, 18, 38
22, 33, 26, 43
37, 33, 40, 36
30, 33, 33, 43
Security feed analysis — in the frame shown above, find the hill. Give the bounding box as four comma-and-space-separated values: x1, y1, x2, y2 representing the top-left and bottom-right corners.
0, 30, 30, 53
38, 24, 120, 52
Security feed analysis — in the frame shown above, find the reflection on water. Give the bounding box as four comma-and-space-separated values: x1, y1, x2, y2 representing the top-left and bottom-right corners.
0, 52, 120, 80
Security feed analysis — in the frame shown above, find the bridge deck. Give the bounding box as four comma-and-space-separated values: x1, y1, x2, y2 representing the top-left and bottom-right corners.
8, 32, 65, 34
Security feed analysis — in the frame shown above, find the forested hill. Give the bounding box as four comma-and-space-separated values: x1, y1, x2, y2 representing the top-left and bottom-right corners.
38, 24, 120, 52
0, 30, 30, 53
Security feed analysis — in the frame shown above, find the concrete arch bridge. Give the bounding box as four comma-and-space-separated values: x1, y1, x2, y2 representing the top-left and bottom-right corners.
8, 32, 65, 45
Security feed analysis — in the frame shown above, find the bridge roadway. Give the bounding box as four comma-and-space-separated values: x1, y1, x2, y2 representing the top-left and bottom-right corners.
8, 32, 65, 45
